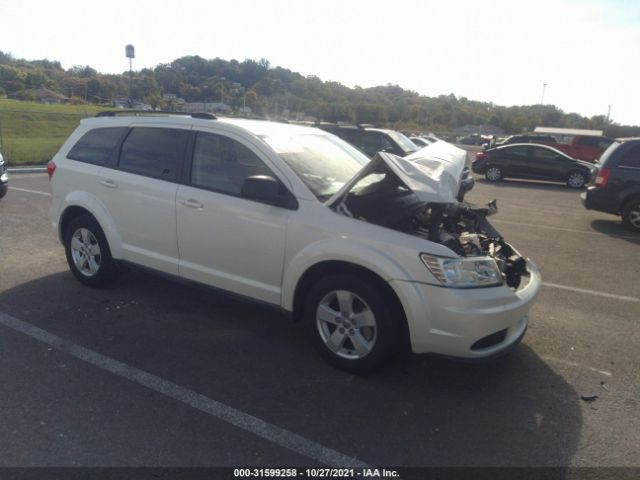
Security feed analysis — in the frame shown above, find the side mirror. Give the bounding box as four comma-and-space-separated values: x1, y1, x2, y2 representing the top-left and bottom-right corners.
241, 175, 281, 204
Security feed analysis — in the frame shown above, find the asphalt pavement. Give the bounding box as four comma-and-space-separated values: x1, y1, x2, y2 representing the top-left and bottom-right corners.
0, 173, 638, 470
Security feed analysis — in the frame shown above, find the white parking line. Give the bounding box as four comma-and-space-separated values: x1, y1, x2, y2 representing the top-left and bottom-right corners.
542, 282, 640, 303
541, 355, 613, 377
0, 312, 369, 468
492, 219, 639, 240
8, 187, 51, 196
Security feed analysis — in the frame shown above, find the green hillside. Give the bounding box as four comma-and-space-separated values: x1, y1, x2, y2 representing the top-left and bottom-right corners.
0, 100, 108, 164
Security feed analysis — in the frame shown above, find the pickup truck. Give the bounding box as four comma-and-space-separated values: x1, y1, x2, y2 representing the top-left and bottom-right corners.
487, 135, 614, 163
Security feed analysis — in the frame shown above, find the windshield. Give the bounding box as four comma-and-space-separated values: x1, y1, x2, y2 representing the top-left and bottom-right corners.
261, 133, 370, 199
387, 131, 419, 154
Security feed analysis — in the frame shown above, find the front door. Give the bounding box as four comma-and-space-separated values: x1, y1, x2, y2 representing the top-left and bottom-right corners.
176, 131, 292, 305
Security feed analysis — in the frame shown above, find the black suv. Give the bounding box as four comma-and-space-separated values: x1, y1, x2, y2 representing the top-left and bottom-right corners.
318, 125, 419, 158
581, 138, 640, 231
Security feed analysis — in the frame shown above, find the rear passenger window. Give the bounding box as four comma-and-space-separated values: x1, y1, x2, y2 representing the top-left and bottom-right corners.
67, 127, 127, 165
119, 127, 189, 181
618, 145, 640, 169
190, 132, 272, 196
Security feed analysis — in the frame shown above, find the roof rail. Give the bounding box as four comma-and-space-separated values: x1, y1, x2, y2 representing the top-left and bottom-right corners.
95, 110, 217, 120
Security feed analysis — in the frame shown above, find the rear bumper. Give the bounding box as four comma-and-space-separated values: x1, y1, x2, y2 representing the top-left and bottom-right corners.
390, 260, 541, 360
581, 187, 619, 214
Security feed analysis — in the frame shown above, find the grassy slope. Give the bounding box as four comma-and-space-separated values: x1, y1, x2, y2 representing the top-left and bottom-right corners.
0, 100, 109, 165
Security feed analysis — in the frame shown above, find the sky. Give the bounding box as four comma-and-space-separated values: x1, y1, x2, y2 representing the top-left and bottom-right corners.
1, 0, 638, 125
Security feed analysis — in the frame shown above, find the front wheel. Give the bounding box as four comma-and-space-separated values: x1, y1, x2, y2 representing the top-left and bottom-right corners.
303, 274, 400, 374
622, 198, 640, 232
64, 215, 119, 287
566, 171, 587, 189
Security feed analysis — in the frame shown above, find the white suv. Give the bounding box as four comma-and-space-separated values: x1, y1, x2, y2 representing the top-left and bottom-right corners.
48, 112, 541, 373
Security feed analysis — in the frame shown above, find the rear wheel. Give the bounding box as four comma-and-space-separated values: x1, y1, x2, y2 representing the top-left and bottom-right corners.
622, 198, 640, 232
566, 171, 587, 189
485, 166, 502, 182
64, 215, 119, 287
303, 274, 400, 374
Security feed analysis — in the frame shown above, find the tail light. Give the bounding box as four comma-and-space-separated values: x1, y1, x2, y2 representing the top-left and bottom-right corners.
594, 168, 610, 189
47, 160, 56, 180
475, 152, 487, 162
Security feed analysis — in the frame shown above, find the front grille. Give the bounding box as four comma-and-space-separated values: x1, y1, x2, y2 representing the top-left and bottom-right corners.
471, 329, 507, 351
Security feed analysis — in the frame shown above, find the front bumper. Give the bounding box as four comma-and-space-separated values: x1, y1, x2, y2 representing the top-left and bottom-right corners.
390, 259, 541, 359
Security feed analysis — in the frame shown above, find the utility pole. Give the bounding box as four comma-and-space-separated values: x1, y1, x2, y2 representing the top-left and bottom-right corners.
126, 44, 135, 108
541, 83, 547, 105
604, 105, 611, 136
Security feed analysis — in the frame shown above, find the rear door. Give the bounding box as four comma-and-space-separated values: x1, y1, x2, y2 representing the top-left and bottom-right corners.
176, 130, 293, 305
528, 146, 569, 180
97, 125, 189, 274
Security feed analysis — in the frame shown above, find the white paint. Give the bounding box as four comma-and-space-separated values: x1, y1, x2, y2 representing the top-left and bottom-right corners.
543, 282, 640, 303
8, 187, 51, 196
541, 355, 613, 377
0, 312, 369, 468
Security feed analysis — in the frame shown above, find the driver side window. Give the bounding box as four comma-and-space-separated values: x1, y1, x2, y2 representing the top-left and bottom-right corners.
191, 132, 272, 196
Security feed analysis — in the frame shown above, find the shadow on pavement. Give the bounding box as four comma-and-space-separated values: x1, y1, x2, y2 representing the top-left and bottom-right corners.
590, 219, 640, 244
0, 270, 582, 468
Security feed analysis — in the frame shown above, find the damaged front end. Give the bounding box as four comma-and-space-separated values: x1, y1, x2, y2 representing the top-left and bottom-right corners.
327, 151, 529, 289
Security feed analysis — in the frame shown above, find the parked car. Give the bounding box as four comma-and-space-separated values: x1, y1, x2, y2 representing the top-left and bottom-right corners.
488, 135, 614, 163
0, 153, 8, 199
485, 134, 559, 150
472, 143, 596, 188
409, 137, 433, 148
48, 111, 540, 373
318, 125, 420, 158
581, 138, 640, 231
458, 134, 492, 146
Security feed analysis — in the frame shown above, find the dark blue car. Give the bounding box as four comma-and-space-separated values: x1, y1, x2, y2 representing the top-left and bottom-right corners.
581, 138, 640, 231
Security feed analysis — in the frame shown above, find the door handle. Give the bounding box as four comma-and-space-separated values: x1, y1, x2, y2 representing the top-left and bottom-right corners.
181, 199, 204, 210
100, 179, 117, 188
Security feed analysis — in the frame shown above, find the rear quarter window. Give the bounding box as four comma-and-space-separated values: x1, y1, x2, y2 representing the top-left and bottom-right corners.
617, 144, 640, 169
118, 127, 189, 181
67, 127, 127, 165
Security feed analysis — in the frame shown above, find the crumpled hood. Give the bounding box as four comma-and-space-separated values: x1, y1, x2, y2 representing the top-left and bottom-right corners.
326, 141, 468, 207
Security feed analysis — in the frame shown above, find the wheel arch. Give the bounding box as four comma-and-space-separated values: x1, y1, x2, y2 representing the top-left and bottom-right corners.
290, 260, 411, 352
57, 193, 123, 258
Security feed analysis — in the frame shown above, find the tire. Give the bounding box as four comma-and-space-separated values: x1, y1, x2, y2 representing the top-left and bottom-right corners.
622, 198, 640, 232
566, 171, 587, 189
303, 273, 400, 374
64, 214, 119, 287
485, 166, 502, 182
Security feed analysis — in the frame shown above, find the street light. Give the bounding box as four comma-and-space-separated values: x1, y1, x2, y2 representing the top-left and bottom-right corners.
541, 82, 547, 105
126, 44, 135, 108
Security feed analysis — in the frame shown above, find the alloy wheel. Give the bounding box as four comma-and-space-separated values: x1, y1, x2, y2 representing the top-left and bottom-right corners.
316, 290, 377, 360
486, 167, 501, 181
70, 227, 102, 276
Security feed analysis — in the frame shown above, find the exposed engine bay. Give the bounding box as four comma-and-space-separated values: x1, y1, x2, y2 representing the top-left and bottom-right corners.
331, 157, 528, 289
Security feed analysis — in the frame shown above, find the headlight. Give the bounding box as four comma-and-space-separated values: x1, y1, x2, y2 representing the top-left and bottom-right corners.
421, 254, 502, 288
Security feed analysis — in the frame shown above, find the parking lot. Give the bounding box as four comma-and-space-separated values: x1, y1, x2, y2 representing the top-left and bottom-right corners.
1, 171, 639, 469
